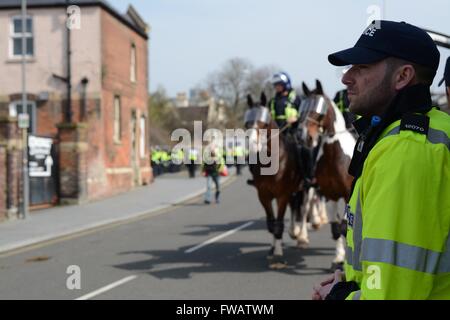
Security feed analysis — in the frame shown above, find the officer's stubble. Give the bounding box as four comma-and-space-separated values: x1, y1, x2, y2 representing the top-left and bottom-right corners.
348, 60, 399, 118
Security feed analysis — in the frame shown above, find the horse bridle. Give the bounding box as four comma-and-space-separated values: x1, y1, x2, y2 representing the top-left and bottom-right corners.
297, 95, 332, 143
244, 106, 291, 143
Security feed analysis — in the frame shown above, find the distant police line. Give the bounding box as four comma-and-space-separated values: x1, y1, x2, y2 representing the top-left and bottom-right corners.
169, 121, 280, 176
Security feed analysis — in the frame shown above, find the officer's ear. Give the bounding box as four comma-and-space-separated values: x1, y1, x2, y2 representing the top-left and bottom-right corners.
393, 64, 416, 91
260, 92, 267, 107
302, 82, 311, 96
315, 79, 324, 95
247, 94, 254, 108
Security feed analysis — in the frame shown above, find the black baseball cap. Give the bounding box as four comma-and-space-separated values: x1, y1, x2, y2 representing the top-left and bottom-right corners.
438, 57, 450, 87
328, 20, 440, 76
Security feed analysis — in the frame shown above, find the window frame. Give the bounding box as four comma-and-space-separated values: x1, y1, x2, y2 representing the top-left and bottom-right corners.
113, 96, 122, 143
10, 15, 34, 58
139, 115, 146, 159
130, 43, 137, 83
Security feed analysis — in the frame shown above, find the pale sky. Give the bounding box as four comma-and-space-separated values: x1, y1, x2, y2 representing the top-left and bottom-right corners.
108, 0, 450, 97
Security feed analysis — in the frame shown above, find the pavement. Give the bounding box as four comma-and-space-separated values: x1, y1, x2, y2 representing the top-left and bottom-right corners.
0, 168, 235, 255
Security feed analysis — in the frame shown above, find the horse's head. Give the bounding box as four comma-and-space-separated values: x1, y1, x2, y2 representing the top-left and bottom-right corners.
244, 92, 275, 154
299, 80, 337, 148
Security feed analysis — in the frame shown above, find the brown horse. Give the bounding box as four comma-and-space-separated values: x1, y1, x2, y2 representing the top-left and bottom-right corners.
298, 80, 356, 270
244, 92, 304, 269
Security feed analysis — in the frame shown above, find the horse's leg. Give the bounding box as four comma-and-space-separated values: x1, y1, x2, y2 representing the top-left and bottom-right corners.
328, 199, 347, 271
269, 195, 290, 269
329, 200, 345, 240
289, 192, 302, 240
327, 200, 340, 223
319, 196, 329, 225
297, 187, 314, 248
273, 195, 290, 255
257, 191, 275, 234
331, 236, 346, 271
310, 190, 322, 230
257, 190, 276, 258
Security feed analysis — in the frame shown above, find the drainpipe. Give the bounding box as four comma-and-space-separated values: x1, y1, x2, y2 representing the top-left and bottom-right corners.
80, 77, 89, 121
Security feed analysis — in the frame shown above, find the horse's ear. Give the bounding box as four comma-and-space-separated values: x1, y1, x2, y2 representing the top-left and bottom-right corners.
260, 92, 267, 107
247, 94, 254, 108
315, 79, 324, 94
302, 82, 311, 96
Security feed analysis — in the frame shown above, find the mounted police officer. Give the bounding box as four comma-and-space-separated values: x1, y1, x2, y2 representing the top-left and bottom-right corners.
269, 72, 316, 187
269, 72, 301, 130
313, 20, 450, 300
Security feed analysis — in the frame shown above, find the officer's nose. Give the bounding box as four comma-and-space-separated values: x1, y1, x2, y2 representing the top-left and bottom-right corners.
342, 66, 355, 87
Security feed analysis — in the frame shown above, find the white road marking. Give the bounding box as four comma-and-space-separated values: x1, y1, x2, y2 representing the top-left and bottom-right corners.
75, 275, 138, 300
185, 221, 255, 254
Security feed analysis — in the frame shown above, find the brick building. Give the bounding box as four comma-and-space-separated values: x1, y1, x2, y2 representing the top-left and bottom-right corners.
0, 0, 152, 221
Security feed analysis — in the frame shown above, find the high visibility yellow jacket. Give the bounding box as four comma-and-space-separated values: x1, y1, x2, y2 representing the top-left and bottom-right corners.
233, 146, 245, 157
188, 149, 198, 161
270, 90, 299, 121
345, 107, 450, 300
151, 150, 161, 163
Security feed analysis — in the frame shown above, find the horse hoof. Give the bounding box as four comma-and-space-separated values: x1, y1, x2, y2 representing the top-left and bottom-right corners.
312, 223, 321, 231
288, 230, 297, 240
269, 256, 287, 270
297, 239, 309, 249
288, 226, 301, 240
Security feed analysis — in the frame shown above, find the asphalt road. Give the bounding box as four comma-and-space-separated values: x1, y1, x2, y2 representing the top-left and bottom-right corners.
0, 168, 336, 300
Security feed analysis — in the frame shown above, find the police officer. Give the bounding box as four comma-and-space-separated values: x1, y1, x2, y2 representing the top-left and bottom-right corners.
269, 72, 300, 130
313, 21, 450, 300
439, 56, 450, 109
150, 146, 161, 177
187, 147, 198, 178
233, 141, 245, 176
269, 72, 316, 186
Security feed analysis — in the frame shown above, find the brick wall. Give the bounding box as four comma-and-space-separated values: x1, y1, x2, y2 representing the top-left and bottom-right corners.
57, 123, 88, 204
0, 145, 6, 221
94, 8, 151, 199
0, 117, 22, 219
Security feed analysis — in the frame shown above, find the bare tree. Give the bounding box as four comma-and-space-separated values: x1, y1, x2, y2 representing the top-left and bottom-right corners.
206, 58, 254, 125
202, 58, 287, 127
245, 65, 280, 102
149, 85, 182, 135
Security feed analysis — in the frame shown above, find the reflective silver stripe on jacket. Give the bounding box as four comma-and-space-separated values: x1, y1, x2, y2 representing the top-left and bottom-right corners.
437, 233, 450, 274
383, 125, 449, 151
347, 236, 450, 275
352, 290, 362, 300
360, 238, 450, 274
351, 194, 363, 271
345, 191, 363, 271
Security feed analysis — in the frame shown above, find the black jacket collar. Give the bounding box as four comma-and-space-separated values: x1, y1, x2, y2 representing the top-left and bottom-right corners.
348, 84, 433, 191
352, 84, 432, 135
